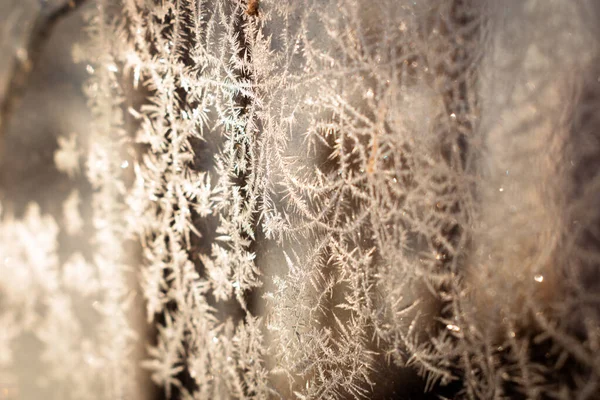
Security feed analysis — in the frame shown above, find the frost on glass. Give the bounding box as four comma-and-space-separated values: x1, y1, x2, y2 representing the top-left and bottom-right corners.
0, 201, 131, 399
3, 0, 600, 399
80, 0, 600, 398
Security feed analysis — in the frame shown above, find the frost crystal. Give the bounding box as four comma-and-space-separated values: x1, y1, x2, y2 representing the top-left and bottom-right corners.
54, 133, 80, 178
2, 0, 600, 399
63, 189, 83, 235
79, 0, 600, 398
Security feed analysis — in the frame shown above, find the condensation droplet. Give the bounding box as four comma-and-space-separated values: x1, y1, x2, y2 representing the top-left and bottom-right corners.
121, 160, 129, 169
534, 274, 544, 283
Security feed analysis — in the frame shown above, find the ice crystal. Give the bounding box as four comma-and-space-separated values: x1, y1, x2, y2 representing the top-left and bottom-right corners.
63, 189, 84, 235
3, 0, 600, 399
0, 203, 128, 399
54, 133, 80, 178
76, 0, 600, 398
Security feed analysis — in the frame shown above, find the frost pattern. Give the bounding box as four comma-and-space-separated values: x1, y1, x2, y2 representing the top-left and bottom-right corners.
54, 133, 81, 178
63, 189, 83, 235
75, 0, 600, 399
0, 203, 125, 399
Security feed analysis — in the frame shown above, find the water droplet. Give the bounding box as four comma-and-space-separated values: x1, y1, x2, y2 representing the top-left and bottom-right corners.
534, 274, 544, 283
212, 336, 219, 344
365, 88, 374, 99
86, 65, 95, 74
499, 187, 504, 192
120, 160, 129, 169
446, 324, 461, 332
107, 63, 118, 72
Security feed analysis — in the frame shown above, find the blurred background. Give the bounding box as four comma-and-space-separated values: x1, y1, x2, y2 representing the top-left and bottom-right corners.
0, 2, 155, 399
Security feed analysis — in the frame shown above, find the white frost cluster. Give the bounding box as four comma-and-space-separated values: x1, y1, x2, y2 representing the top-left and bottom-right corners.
0, 203, 125, 399
2, 0, 600, 399
54, 133, 80, 178
80, 0, 600, 398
